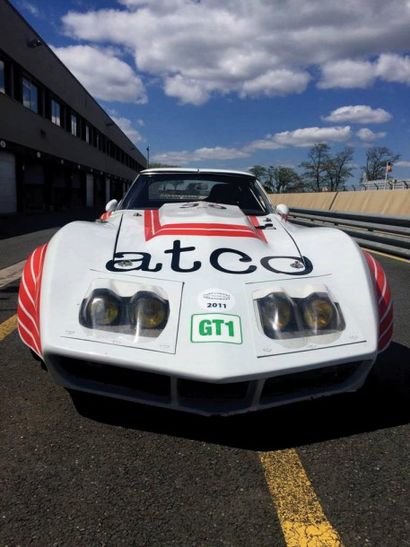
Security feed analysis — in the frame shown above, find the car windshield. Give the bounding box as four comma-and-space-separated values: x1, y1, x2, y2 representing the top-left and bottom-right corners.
120, 173, 273, 216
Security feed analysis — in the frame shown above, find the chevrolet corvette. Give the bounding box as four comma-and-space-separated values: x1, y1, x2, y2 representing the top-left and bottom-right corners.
17, 169, 393, 415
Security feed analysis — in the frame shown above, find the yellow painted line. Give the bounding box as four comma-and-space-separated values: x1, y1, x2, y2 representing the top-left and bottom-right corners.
259, 449, 343, 546
0, 314, 18, 342
362, 247, 409, 264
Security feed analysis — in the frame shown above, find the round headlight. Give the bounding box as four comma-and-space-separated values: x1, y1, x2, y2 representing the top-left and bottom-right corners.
83, 289, 122, 327
302, 294, 335, 331
258, 292, 293, 337
130, 291, 169, 330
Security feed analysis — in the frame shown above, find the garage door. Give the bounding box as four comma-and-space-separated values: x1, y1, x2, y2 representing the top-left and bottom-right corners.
0, 152, 17, 214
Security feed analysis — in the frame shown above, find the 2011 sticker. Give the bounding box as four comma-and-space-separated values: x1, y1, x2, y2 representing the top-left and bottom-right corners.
191, 314, 242, 344
198, 288, 235, 311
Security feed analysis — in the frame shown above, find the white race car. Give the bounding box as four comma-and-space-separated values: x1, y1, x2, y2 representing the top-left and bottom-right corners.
18, 169, 393, 415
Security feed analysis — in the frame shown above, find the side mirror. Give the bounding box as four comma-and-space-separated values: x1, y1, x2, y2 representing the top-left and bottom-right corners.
276, 203, 289, 221
105, 199, 118, 212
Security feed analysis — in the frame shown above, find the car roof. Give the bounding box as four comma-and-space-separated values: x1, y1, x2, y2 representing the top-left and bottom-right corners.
140, 168, 255, 177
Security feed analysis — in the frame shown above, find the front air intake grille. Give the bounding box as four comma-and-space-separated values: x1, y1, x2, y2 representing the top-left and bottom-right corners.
260, 361, 362, 404
54, 357, 171, 402
48, 355, 369, 415
178, 378, 252, 412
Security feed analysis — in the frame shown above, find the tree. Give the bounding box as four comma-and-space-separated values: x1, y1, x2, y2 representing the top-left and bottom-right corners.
249, 165, 275, 192
300, 144, 355, 191
249, 165, 267, 181
364, 147, 400, 181
250, 165, 301, 193
323, 146, 354, 191
299, 143, 330, 191
272, 166, 302, 193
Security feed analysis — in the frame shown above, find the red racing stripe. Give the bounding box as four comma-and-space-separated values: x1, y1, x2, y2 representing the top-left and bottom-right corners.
378, 322, 393, 353
363, 251, 393, 352
143, 210, 267, 242
17, 244, 48, 358
144, 209, 154, 241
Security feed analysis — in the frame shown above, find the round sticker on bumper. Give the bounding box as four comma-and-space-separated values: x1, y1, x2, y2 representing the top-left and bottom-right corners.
198, 288, 235, 311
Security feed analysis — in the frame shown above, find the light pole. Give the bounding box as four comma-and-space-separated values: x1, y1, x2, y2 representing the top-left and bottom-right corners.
146, 145, 150, 168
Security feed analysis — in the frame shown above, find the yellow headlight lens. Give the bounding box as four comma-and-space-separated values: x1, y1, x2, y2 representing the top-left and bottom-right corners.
86, 292, 121, 326
303, 296, 335, 330
130, 292, 169, 330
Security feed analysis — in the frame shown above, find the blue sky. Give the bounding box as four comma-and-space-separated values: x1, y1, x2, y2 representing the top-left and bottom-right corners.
12, 0, 410, 183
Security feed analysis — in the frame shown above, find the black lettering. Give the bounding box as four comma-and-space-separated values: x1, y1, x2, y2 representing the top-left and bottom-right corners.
260, 255, 313, 275
106, 252, 162, 272
164, 239, 201, 272
210, 248, 256, 274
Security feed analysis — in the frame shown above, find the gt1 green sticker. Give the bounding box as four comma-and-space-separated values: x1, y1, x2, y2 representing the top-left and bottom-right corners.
190, 314, 242, 344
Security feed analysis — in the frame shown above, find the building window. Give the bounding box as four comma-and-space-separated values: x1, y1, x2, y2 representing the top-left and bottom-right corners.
51, 99, 61, 126
22, 77, 38, 113
85, 124, 90, 143
0, 60, 5, 93
71, 113, 77, 136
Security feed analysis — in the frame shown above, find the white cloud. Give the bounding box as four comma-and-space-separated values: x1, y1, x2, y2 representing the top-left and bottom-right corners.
273, 126, 352, 148
20, 1, 39, 17
193, 147, 249, 160
356, 128, 386, 142
376, 53, 410, 84
318, 60, 375, 89
52, 45, 147, 104
61, 0, 410, 104
245, 137, 283, 151
396, 160, 410, 168
154, 125, 353, 164
240, 69, 310, 97
323, 105, 392, 124
319, 54, 410, 89
110, 116, 143, 143
153, 146, 249, 165
164, 75, 211, 105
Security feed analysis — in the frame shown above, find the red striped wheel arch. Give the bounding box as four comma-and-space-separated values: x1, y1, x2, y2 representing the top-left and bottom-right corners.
363, 251, 393, 352
17, 244, 48, 358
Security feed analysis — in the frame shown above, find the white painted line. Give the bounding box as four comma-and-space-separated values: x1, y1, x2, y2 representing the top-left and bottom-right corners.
0, 260, 26, 289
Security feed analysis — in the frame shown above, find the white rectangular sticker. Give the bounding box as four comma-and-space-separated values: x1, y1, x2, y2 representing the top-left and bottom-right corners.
191, 314, 242, 344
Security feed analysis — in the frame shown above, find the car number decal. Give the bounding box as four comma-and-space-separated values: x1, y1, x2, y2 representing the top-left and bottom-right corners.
190, 314, 242, 344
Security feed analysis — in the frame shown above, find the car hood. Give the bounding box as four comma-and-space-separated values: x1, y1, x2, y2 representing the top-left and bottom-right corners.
108, 203, 309, 278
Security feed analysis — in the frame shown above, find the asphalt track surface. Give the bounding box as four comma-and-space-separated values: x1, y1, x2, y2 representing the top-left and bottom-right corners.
0, 216, 409, 546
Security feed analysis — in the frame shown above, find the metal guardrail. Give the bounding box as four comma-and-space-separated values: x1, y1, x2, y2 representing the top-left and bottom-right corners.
362, 179, 409, 191
288, 207, 410, 260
